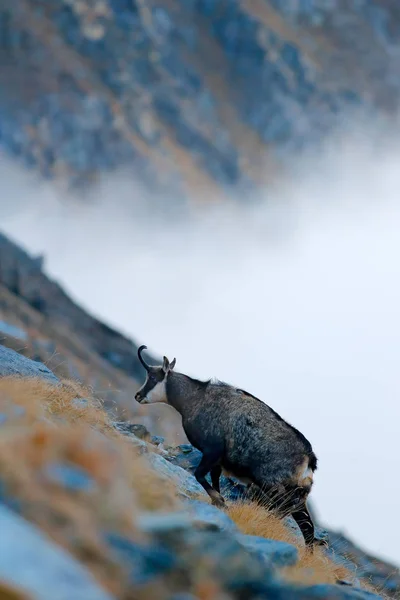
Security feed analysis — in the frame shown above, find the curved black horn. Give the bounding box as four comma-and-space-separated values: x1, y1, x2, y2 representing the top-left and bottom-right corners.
138, 345, 150, 371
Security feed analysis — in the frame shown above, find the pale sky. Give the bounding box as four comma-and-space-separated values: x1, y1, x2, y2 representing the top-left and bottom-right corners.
1, 129, 400, 566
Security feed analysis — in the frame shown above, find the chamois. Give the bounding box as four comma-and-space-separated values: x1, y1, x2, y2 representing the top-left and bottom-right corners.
135, 345, 321, 547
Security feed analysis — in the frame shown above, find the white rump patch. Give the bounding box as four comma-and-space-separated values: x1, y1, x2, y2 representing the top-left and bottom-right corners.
296, 458, 314, 486
300, 466, 313, 482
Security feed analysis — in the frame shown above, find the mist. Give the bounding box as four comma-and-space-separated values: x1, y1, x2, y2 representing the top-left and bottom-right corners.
1, 128, 400, 565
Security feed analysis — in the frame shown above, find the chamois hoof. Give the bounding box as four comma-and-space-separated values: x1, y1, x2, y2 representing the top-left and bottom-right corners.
313, 537, 329, 549
304, 538, 328, 554
210, 492, 226, 509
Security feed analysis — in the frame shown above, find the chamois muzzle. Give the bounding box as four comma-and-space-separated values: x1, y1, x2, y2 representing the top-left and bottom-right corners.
135, 391, 147, 403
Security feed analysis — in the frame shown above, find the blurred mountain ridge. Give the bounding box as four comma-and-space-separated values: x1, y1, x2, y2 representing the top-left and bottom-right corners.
1, 0, 400, 200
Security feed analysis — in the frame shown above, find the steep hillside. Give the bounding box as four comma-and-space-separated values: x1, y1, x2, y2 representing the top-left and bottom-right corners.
0, 347, 399, 599
0, 235, 399, 600
0, 232, 187, 443
1, 4, 400, 597
1, 1, 399, 198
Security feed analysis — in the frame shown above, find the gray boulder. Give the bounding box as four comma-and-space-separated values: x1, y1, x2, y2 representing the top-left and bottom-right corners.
112, 421, 150, 455
138, 511, 196, 534
0, 504, 113, 600
133, 510, 275, 594
236, 533, 298, 568
184, 499, 238, 533
113, 422, 151, 441
0, 344, 58, 383
148, 453, 207, 499
183, 500, 298, 569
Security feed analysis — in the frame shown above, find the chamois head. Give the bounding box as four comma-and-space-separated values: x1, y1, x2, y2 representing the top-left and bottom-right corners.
134, 345, 176, 404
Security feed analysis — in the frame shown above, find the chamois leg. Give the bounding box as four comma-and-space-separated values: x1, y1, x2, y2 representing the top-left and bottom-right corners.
211, 465, 222, 493
194, 454, 225, 507
291, 505, 316, 548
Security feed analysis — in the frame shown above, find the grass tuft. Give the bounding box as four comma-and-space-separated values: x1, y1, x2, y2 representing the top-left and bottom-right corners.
227, 501, 352, 586
0, 377, 115, 435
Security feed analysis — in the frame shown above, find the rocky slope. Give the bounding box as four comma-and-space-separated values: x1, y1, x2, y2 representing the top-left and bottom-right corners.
0, 231, 187, 443
0, 344, 399, 600
1, 0, 400, 198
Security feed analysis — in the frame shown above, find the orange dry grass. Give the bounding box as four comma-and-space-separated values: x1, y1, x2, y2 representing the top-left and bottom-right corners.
0, 377, 181, 596
283, 548, 350, 587
0, 376, 179, 511
227, 502, 351, 586
227, 501, 299, 544
0, 377, 115, 436
0, 421, 139, 596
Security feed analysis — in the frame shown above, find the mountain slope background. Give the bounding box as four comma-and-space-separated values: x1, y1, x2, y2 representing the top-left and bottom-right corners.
1, 0, 400, 197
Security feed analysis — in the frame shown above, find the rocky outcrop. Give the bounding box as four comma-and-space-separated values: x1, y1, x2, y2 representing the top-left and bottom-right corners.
0, 343, 58, 383
0, 0, 398, 194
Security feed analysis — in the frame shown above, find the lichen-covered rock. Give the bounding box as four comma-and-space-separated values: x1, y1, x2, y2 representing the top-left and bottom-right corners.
0, 344, 58, 383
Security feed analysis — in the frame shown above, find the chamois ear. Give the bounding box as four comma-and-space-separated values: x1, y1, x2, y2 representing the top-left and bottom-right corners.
162, 356, 176, 372
162, 356, 170, 372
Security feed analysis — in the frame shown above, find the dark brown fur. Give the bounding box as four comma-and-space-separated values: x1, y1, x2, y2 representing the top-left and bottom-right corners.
135, 351, 320, 547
